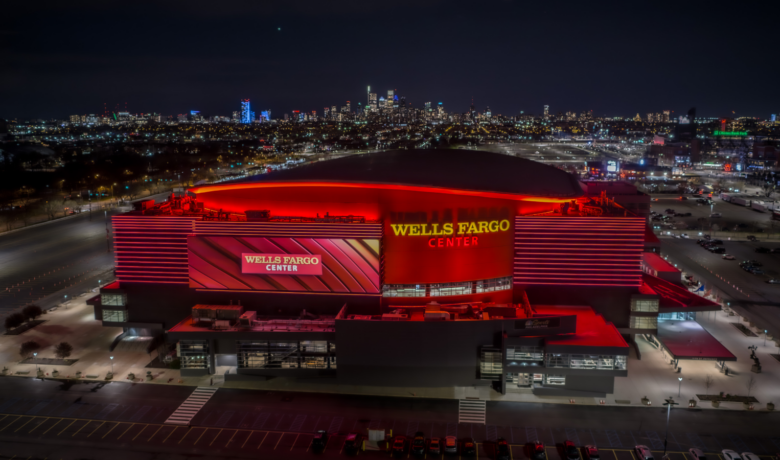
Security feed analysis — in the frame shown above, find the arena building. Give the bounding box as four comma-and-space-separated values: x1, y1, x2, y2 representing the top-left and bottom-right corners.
92, 149, 723, 397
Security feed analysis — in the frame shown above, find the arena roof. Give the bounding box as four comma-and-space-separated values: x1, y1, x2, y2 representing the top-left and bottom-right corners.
233, 150, 585, 198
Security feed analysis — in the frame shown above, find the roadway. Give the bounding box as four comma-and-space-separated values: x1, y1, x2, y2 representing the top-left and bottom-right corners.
0, 378, 778, 459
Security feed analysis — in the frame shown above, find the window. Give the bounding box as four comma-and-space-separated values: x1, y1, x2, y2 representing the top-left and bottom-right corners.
506, 346, 544, 364
180, 340, 210, 370
101, 293, 126, 307
237, 341, 336, 369
631, 298, 659, 312
544, 374, 566, 386
382, 284, 426, 297
430, 281, 471, 297
382, 276, 511, 298
615, 355, 627, 370
476, 277, 512, 293
546, 353, 569, 368
102, 309, 127, 322
630, 316, 658, 329
480, 347, 502, 380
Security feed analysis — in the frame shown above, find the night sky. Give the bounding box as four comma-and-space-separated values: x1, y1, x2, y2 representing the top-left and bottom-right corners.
2, 0, 779, 120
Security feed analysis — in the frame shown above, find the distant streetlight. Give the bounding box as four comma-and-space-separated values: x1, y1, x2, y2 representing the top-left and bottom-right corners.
678, 377, 683, 397
33, 352, 38, 371
110, 356, 114, 374
764, 330, 768, 346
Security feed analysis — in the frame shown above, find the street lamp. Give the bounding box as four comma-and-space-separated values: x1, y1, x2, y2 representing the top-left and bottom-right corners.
662, 397, 679, 457
110, 356, 114, 374
764, 330, 768, 346
677, 377, 683, 397
33, 352, 38, 371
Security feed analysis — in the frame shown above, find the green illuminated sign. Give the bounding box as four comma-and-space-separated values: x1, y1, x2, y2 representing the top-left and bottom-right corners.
713, 130, 748, 136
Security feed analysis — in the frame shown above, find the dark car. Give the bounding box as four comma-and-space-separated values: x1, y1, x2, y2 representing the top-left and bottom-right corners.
311, 430, 328, 452
710, 239, 724, 244
770, 248, 780, 254
564, 440, 580, 460
742, 260, 762, 267
496, 438, 511, 460
428, 438, 442, 456
709, 246, 726, 254
411, 432, 426, 457
344, 433, 360, 456
461, 438, 477, 457
392, 436, 407, 458
756, 247, 771, 253
528, 441, 546, 460
747, 235, 758, 241
583, 445, 600, 460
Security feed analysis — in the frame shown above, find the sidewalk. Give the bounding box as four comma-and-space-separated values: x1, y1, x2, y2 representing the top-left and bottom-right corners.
2, 296, 777, 410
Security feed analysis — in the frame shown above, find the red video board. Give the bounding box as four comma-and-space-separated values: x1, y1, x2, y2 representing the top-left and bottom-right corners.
188, 236, 380, 294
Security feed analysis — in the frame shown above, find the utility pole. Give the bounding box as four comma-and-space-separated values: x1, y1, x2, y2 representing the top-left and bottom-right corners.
662, 397, 679, 457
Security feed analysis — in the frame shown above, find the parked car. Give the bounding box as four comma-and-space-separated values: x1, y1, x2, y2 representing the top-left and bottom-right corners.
583, 445, 600, 460
755, 247, 770, 253
429, 438, 441, 456
742, 452, 760, 460
722, 254, 735, 260
770, 248, 780, 254
709, 246, 726, 254
721, 450, 741, 460
564, 440, 580, 460
392, 436, 408, 458
678, 196, 688, 200
529, 441, 546, 460
311, 430, 328, 452
711, 239, 724, 244
743, 260, 762, 266
688, 448, 707, 460
444, 436, 458, 455
461, 438, 477, 457
751, 268, 765, 275
344, 433, 360, 456
747, 235, 757, 241
710, 212, 722, 217
766, 279, 780, 284
496, 438, 510, 460
411, 432, 426, 457
634, 445, 654, 460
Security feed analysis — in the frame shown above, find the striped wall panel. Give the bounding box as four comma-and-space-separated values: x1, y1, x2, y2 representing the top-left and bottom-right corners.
112, 216, 200, 284
193, 221, 382, 239
514, 216, 646, 287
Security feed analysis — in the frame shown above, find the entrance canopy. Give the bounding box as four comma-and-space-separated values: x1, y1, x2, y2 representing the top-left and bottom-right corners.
657, 320, 736, 361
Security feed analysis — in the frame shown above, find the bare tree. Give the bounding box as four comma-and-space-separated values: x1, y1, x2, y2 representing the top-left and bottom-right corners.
746, 374, 757, 397
705, 375, 714, 395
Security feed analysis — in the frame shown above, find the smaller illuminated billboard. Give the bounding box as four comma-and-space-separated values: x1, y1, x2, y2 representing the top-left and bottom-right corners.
242, 253, 322, 275
606, 160, 618, 172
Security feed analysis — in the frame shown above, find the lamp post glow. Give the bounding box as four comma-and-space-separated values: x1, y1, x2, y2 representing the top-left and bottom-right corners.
764, 330, 768, 346
662, 397, 679, 457
678, 377, 683, 397
33, 352, 38, 371
110, 356, 114, 374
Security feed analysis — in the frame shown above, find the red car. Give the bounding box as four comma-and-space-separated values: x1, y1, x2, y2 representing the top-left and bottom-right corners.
564, 440, 580, 460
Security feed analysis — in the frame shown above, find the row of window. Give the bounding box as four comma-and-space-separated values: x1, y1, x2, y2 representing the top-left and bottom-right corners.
545, 354, 627, 370
382, 277, 512, 298
102, 309, 128, 322
237, 340, 336, 369
630, 298, 659, 312
629, 316, 658, 329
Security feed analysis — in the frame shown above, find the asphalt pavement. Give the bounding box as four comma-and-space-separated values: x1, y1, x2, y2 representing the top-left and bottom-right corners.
0, 377, 778, 459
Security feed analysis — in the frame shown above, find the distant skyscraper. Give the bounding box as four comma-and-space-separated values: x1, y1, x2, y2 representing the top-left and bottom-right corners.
437, 102, 444, 119
331, 105, 337, 114
663, 110, 670, 123
543, 105, 549, 118
260, 110, 271, 122
634, 113, 642, 122
369, 92, 377, 111
367, 86, 371, 106
240, 99, 252, 124
324, 107, 330, 118
346, 101, 351, 113
386, 90, 394, 110
646, 113, 654, 123
772, 114, 777, 122
485, 107, 491, 118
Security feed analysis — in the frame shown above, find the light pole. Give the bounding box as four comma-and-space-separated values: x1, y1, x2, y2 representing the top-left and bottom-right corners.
662, 397, 679, 457
677, 377, 683, 397
764, 330, 768, 346
110, 356, 114, 374
33, 352, 38, 371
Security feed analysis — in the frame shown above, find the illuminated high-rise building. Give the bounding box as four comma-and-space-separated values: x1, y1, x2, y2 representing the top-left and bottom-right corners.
346, 101, 351, 113
646, 113, 654, 123
663, 110, 670, 123
240, 99, 252, 124
331, 105, 337, 114
369, 92, 377, 111
543, 105, 549, 118
367, 86, 371, 106
324, 107, 330, 118
386, 90, 394, 110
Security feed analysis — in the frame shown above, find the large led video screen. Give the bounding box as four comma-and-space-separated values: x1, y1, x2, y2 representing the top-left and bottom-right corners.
188, 236, 380, 294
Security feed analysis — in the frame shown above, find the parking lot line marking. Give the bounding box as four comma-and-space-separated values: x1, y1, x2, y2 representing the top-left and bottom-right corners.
276, 433, 286, 450
29, 417, 49, 434
116, 423, 136, 440
193, 428, 209, 446
614, 451, 620, 460
0, 414, 9, 424
177, 427, 192, 445
102, 422, 120, 440
132, 424, 149, 441
1, 415, 23, 431
56, 419, 77, 436
87, 421, 105, 438
72, 420, 91, 437
163, 426, 179, 443
291, 433, 300, 451
209, 428, 223, 446
42, 419, 63, 436
241, 430, 254, 449
225, 429, 240, 447
14, 417, 35, 433
257, 431, 269, 449
147, 424, 164, 441
630, 451, 637, 460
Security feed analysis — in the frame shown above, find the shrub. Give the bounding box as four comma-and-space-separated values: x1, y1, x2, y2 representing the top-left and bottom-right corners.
5, 312, 25, 329
20, 340, 41, 359
169, 358, 181, 370
54, 342, 73, 359
22, 305, 43, 321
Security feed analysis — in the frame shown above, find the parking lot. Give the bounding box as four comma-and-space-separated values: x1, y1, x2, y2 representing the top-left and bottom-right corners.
650, 195, 775, 234
1, 410, 779, 459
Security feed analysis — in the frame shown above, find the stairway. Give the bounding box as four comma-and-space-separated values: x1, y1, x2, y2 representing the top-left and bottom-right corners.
165, 387, 218, 425
458, 399, 486, 424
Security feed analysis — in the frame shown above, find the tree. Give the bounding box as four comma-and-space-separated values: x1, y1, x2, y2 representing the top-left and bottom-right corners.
54, 342, 73, 359
746, 374, 757, 397
22, 304, 43, 321
19, 340, 41, 359
704, 375, 714, 394
4, 312, 25, 329
146, 333, 165, 358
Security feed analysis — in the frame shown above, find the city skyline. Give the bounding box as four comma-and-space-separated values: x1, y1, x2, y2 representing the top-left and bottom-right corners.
3, 0, 780, 119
